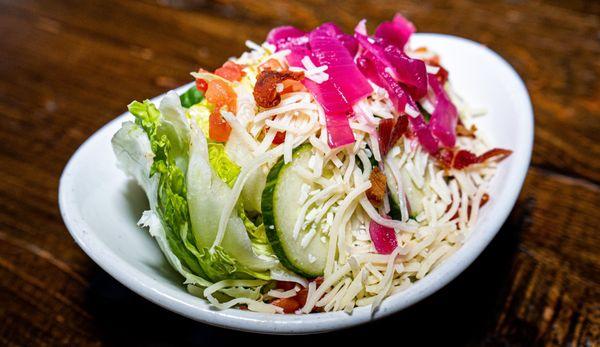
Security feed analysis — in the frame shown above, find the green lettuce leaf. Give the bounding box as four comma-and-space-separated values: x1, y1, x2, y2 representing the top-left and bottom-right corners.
224, 134, 267, 213
186, 126, 278, 280
238, 206, 276, 260
208, 143, 240, 188
118, 92, 277, 286
185, 100, 212, 138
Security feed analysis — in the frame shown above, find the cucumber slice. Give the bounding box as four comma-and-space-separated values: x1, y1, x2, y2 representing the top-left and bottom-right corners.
401, 166, 424, 217
262, 144, 328, 277
385, 163, 423, 219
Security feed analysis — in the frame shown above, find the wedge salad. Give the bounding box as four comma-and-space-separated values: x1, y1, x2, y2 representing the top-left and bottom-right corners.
112, 14, 511, 314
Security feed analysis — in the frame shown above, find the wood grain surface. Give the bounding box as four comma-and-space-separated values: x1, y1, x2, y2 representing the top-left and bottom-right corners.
0, 0, 598, 345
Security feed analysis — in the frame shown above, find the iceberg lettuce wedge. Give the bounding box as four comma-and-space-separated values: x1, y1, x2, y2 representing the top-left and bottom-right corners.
112, 93, 279, 287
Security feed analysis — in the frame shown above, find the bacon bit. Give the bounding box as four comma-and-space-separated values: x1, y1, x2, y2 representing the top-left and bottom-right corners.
425, 55, 440, 66
480, 193, 490, 207
477, 148, 513, 164
366, 167, 387, 206
271, 297, 301, 314
276, 281, 296, 291
389, 115, 409, 151
424, 57, 448, 84
451, 193, 491, 221
253, 69, 304, 108
238, 305, 248, 310
378, 119, 394, 156
456, 123, 477, 138
282, 79, 306, 93
259, 58, 284, 72
435, 65, 449, 84
272, 131, 286, 145
436, 147, 513, 170
452, 150, 480, 170
378, 116, 409, 156
214, 61, 246, 82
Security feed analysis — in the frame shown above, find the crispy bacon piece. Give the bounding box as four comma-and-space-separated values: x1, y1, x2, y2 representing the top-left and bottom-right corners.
450, 192, 491, 221
366, 167, 387, 206
477, 148, 513, 164
378, 115, 409, 156
378, 119, 394, 156
424, 57, 449, 84
253, 69, 304, 108
480, 193, 490, 207
456, 123, 477, 138
436, 147, 513, 170
259, 58, 284, 72
276, 281, 296, 291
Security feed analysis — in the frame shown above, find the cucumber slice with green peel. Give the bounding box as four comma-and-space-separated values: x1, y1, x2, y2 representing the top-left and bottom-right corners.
401, 166, 424, 217
385, 163, 424, 220
261, 144, 328, 278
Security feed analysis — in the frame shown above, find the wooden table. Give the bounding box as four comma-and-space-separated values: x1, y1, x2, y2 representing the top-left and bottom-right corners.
0, 0, 598, 345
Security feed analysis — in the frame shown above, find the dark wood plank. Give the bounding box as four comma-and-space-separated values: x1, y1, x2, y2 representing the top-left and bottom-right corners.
0, 0, 597, 345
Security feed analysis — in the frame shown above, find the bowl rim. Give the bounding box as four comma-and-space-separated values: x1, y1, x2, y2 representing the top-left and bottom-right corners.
59, 33, 533, 334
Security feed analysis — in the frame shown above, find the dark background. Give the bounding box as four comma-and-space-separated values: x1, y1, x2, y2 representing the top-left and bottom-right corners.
0, 0, 598, 345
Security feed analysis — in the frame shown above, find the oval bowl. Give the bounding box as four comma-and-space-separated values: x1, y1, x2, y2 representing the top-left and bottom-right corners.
59, 33, 533, 334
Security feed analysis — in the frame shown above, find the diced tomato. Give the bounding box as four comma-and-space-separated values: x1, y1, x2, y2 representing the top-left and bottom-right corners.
205, 79, 237, 113
294, 277, 324, 310
295, 288, 308, 307
214, 61, 246, 82
271, 298, 301, 314
272, 131, 286, 145
195, 78, 208, 93
276, 281, 296, 291
209, 112, 231, 142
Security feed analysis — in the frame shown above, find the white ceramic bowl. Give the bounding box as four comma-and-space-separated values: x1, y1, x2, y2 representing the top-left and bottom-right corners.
59, 33, 533, 334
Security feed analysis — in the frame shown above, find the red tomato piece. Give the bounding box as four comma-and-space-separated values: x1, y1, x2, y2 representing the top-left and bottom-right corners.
205, 79, 237, 113
271, 298, 300, 314
195, 78, 208, 93
214, 61, 246, 82
295, 288, 308, 307
208, 112, 231, 142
